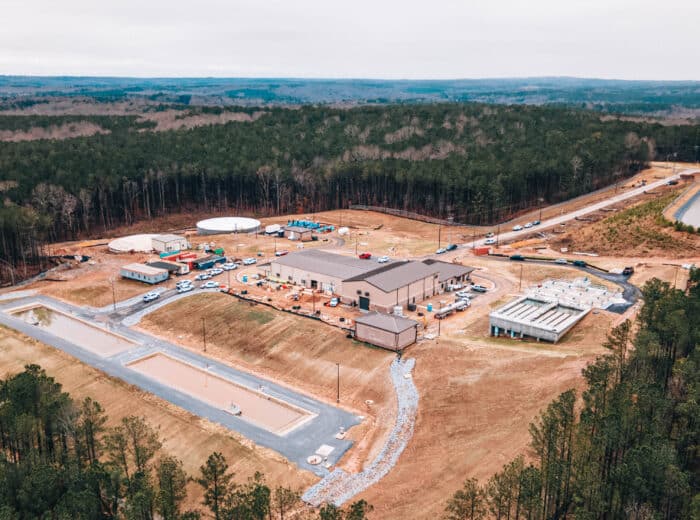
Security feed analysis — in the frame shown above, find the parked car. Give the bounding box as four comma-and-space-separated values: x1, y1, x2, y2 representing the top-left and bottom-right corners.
176, 279, 193, 287
622, 266, 635, 276
524, 222, 533, 229
194, 273, 211, 281
513, 225, 523, 231
222, 263, 237, 271
510, 254, 525, 261
485, 232, 495, 238
485, 238, 496, 245
329, 297, 339, 307
572, 260, 587, 267
533, 220, 541, 226
446, 244, 458, 251
275, 250, 289, 256
470, 284, 488, 293
201, 281, 219, 289
447, 283, 464, 291
242, 258, 257, 265
359, 252, 372, 259
554, 258, 568, 265
209, 268, 223, 276
177, 284, 193, 294
377, 255, 390, 263
435, 247, 447, 254
143, 291, 160, 303
455, 290, 471, 300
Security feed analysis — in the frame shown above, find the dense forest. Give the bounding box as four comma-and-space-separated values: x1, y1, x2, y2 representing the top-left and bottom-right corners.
0, 103, 699, 281
0, 364, 371, 520
444, 271, 700, 520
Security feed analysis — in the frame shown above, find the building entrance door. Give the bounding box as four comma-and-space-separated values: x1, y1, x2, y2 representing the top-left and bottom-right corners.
359, 296, 370, 311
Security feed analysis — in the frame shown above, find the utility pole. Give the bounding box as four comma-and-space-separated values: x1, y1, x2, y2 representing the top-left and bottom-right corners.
274, 236, 277, 254
472, 230, 476, 250
496, 223, 500, 247
312, 289, 316, 314
519, 264, 523, 292
355, 236, 358, 256
438, 225, 442, 249
336, 363, 340, 403
538, 197, 544, 222
673, 264, 680, 289
202, 317, 206, 352
111, 278, 117, 312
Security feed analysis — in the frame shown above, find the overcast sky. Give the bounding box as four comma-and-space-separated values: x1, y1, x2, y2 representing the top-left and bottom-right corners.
1, 0, 698, 80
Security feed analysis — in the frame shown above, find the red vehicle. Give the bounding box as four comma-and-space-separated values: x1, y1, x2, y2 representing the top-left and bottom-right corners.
359, 252, 372, 259
275, 250, 289, 256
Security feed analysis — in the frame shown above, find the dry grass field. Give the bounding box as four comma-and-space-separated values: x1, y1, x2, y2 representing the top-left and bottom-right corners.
0, 326, 316, 511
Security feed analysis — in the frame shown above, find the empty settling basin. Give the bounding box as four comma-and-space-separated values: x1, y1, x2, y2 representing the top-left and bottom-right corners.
489, 296, 590, 343
9, 305, 136, 357
127, 353, 315, 435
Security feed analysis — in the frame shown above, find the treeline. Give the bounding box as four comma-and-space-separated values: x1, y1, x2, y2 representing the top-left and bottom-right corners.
0, 365, 370, 519
0, 103, 698, 279
444, 271, 700, 519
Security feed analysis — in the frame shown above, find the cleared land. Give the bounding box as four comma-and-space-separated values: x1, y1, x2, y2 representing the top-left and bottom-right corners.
553, 189, 700, 257
0, 326, 315, 511
137, 293, 397, 472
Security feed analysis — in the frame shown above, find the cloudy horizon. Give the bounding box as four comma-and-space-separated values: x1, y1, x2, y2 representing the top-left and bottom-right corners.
1, 0, 699, 81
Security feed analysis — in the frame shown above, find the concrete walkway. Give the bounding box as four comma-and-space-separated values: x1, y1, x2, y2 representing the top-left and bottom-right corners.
0, 294, 361, 476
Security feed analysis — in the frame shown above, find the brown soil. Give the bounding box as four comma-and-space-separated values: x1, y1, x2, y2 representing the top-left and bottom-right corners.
137, 293, 397, 472
0, 121, 109, 142
551, 189, 700, 257
0, 327, 315, 510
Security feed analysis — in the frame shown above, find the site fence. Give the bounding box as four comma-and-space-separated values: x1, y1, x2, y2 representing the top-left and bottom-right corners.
348, 205, 469, 227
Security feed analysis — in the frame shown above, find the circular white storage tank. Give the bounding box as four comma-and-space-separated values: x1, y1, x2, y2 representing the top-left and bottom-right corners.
265, 224, 281, 234
196, 217, 261, 235
108, 234, 157, 253
338, 227, 350, 236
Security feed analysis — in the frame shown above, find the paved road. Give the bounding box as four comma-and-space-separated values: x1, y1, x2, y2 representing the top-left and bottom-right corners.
465, 168, 699, 249
0, 295, 361, 476
477, 255, 641, 313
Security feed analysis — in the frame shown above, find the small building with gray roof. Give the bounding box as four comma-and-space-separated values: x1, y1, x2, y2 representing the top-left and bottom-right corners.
354, 312, 419, 351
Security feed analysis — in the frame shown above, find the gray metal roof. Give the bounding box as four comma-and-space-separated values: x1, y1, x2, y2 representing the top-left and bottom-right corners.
422, 259, 475, 282
354, 312, 418, 333
350, 261, 438, 292
270, 249, 382, 279
153, 234, 185, 243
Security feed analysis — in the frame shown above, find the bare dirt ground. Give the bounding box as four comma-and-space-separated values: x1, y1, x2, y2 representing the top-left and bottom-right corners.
137, 293, 397, 473
358, 337, 603, 519
0, 326, 315, 511
140, 109, 266, 131
0, 121, 109, 142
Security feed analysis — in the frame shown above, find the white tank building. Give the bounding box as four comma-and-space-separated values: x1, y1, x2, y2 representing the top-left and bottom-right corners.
108, 234, 158, 253
196, 217, 261, 235
489, 296, 589, 343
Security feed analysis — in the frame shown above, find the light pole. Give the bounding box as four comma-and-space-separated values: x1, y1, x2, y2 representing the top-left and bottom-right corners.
110, 278, 117, 312
201, 317, 206, 352
519, 264, 524, 292
336, 363, 340, 403
538, 197, 544, 222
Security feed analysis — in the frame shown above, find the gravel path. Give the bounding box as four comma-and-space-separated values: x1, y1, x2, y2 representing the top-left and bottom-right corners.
302, 357, 418, 507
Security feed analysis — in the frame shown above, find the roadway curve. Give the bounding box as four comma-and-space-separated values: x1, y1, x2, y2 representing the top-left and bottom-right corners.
466, 168, 698, 249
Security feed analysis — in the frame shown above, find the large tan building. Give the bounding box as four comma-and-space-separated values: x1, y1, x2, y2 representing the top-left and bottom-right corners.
263, 250, 475, 313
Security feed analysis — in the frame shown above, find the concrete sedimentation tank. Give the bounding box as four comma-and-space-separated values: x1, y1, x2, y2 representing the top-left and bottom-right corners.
108, 234, 158, 253
196, 217, 261, 235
